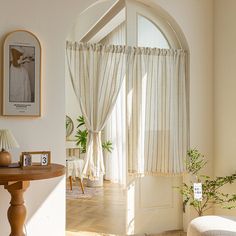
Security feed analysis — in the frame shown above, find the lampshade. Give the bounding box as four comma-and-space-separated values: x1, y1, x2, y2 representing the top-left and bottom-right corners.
0, 129, 19, 150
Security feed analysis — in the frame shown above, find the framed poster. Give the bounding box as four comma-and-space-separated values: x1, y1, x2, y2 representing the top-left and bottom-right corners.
2, 30, 41, 116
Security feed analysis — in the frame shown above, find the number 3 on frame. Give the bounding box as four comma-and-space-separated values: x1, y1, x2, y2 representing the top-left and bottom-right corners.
41, 154, 48, 166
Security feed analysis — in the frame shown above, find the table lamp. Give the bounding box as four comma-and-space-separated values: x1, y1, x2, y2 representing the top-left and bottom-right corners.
0, 129, 19, 167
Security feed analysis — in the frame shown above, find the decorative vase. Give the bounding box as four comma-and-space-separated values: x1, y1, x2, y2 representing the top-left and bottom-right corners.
0, 150, 11, 167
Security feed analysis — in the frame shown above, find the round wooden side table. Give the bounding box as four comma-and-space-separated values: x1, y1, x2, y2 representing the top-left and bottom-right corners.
0, 163, 65, 236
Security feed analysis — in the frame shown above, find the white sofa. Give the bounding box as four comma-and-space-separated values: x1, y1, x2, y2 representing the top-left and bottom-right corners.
188, 215, 236, 236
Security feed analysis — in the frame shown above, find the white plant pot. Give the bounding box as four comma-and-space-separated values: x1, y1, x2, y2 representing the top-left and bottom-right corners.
86, 175, 104, 187
80, 152, 104, 187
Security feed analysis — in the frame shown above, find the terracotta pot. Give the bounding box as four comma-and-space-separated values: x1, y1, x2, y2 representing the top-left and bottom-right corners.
0, 150, 11, 167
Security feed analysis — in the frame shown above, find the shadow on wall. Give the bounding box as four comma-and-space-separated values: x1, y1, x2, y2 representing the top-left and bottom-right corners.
0, 177, 65, 235
24, 177, 65, 234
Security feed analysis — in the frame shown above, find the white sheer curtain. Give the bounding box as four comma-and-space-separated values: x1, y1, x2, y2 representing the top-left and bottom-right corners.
100, 22, 126, 185
127, 48, 188, 175
66, 42, 126, 179
66, 41, 188, 178
102, 81, 126, 184
100, 22, 188, 177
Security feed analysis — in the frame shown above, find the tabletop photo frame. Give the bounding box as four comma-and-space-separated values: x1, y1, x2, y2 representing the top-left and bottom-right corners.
2, 30, 41, 117
21, 151, 51, 169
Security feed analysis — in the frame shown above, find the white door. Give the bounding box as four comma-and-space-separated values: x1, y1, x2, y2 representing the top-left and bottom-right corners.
127, 176, 183, 234
126, 1, 183, 234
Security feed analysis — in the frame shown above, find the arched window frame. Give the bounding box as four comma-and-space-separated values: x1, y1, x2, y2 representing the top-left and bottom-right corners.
125, 0, 184, 49
137, 14, 170, 49
78, 0, 188, 51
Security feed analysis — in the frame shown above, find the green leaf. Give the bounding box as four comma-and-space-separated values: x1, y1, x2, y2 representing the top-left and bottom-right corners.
102, 140, 113, 153
75, 115, 113, 154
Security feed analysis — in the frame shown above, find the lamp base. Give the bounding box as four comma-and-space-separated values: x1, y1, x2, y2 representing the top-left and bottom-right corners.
0, 150, 12, 167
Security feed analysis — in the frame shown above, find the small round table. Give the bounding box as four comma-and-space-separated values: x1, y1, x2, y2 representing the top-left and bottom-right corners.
0, 163, 65, 236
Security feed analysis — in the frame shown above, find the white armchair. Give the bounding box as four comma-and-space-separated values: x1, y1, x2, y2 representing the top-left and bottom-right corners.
188, 215, 236, 236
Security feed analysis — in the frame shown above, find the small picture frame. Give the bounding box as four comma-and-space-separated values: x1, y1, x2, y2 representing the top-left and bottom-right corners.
21, 151, 51, 169
22, 153, 32, 167
2, 30, 41, 117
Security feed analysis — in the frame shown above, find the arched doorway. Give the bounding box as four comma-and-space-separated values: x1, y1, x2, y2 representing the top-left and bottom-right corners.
65, 0, 189, 235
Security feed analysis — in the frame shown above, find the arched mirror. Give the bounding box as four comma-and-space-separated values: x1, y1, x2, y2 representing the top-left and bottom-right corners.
66, 115, 74, 138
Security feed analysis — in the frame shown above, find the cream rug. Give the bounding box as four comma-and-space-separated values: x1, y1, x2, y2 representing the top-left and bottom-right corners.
66, 185, 103, 200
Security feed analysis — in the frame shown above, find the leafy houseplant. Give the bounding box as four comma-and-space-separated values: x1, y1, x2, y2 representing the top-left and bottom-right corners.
75, 116, 113, 154
178, 149, 236, 216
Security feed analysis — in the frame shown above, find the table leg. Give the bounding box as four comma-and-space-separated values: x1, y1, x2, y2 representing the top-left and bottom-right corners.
5, 181, 30, 236
78, 178, 85, 194
69, 176, 73, 191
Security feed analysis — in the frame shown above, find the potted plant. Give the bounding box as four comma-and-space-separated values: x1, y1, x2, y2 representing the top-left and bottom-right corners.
75, 116, 113, 153
177, 149, 236, 216
75, 115, 113, 187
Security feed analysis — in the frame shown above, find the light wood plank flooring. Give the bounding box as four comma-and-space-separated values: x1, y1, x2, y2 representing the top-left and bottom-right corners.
66, 180, 126, 235
66, 181, 186, 236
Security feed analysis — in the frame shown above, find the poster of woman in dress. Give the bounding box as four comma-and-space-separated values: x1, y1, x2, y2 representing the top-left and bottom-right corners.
9, 45, 35, 103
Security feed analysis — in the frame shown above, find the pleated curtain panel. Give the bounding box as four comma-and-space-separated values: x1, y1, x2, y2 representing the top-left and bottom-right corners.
66, 41, 188, 179
66, 42, 126, 179
127, 48, 188, 176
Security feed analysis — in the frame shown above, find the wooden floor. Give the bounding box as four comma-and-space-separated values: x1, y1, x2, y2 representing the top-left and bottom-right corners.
66, 180, 126, 235
66, 181, 186, 236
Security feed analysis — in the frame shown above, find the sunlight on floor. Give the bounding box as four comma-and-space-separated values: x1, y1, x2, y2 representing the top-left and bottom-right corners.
66, 230, 186, 236
66, 181, 186, 236
66, 231, 119, 236
66, 181, 126, 235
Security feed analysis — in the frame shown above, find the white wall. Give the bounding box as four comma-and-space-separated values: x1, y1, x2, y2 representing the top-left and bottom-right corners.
214, 0, 236, 216
73, 0, 117, 41
0, 1, 96, 235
